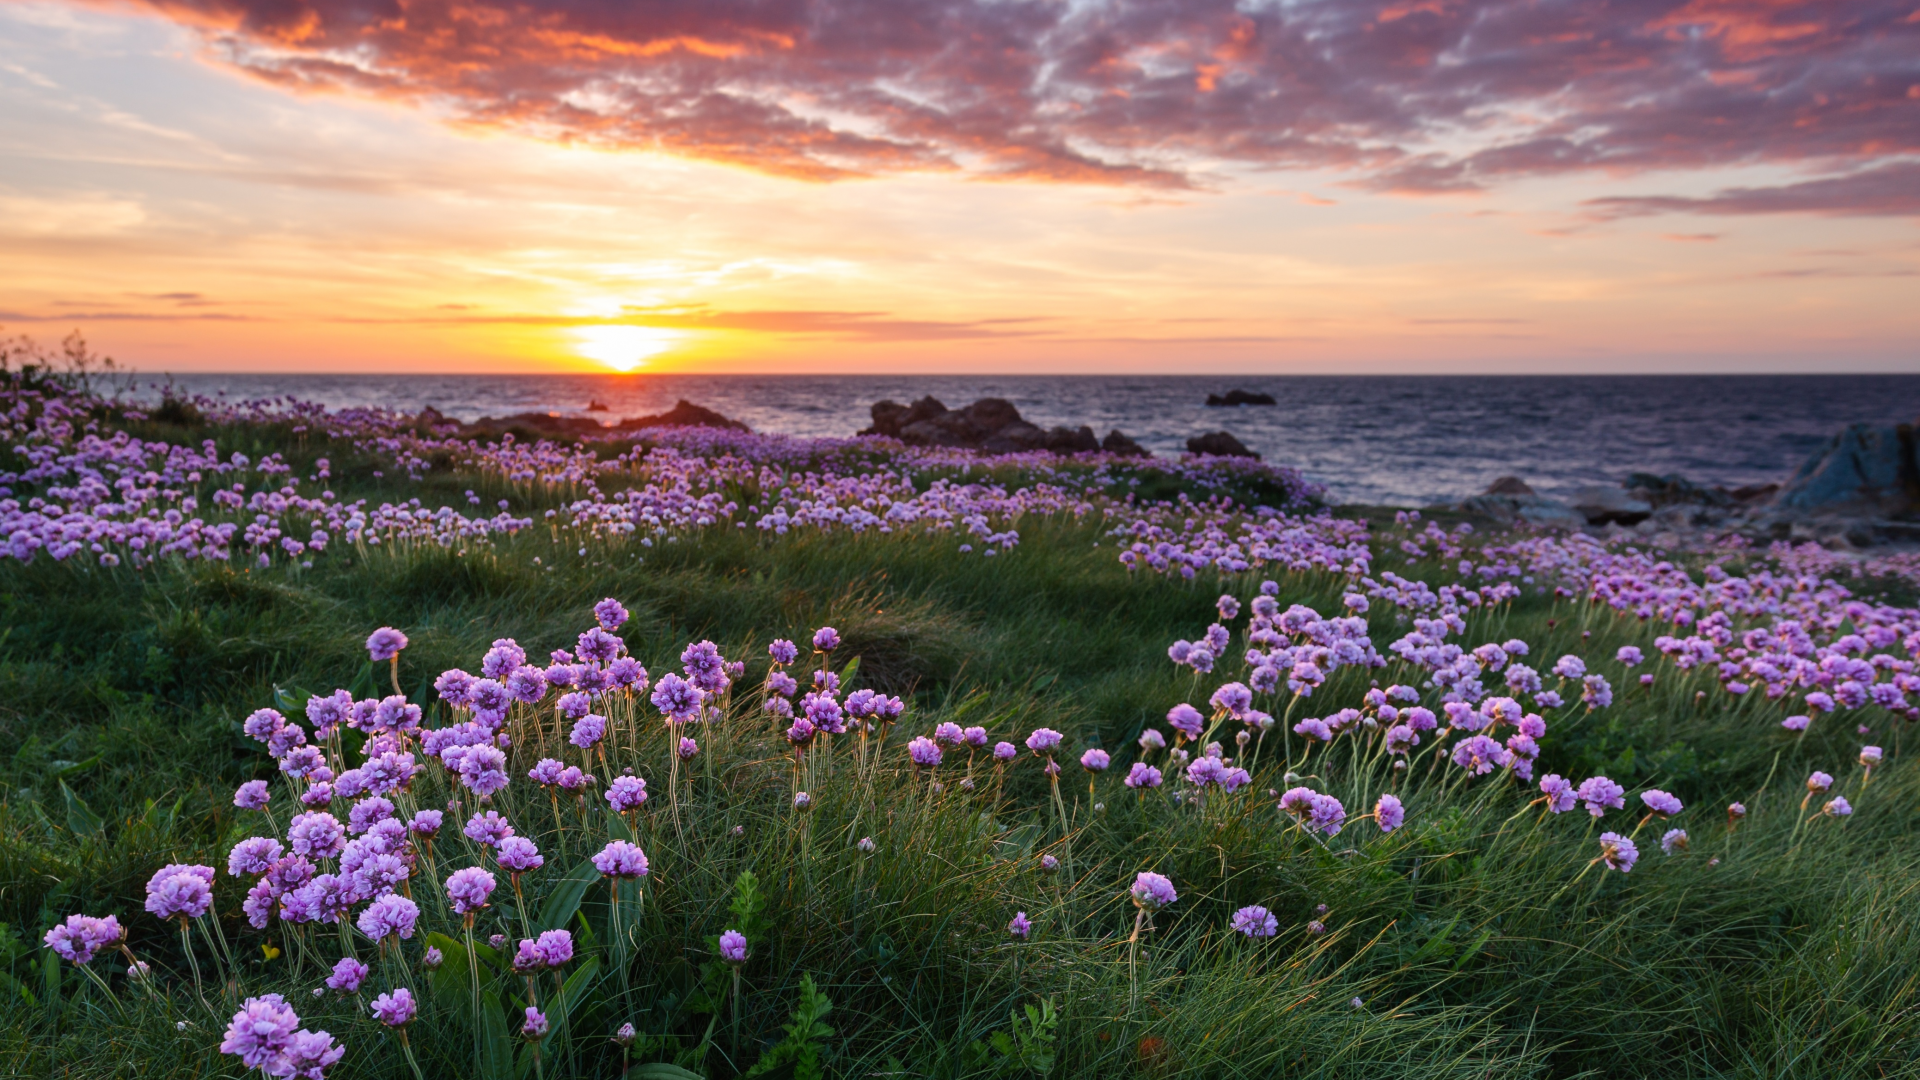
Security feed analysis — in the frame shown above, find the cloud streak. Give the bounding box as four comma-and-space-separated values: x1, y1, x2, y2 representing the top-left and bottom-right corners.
96, 0, 1920, 210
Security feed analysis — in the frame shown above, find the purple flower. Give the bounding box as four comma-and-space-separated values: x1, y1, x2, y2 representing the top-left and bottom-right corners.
1008, 912, 1031, 939
409, 809, 443, 838
1308, 793, 1347, 835
1165, 704, 1203, 739
1375, 794, 1405, 832
1040, 854, 1059, 872
1210, 682, 1253, 719
1293, 718, 1333, 743
1598, 832, 1638, 872
221, 995, 303, 1069
579, 627, 625, 665
793, 791, 812, 810
907, 736, 943, 767
1080, 748, 1111, 773
522, 1007, 550, 1040
606, 775, 649, 812
244, 708, 287, 743
347, 796, 396, 836
1025, 728, 1063, 754
1539, 774, 1576, 813
1130, 871, 1177, 911
423, 946, 444, 969
1806, 691, 1836, 713
1451, 735, 1509, 776
558, 767, 591, 791
457, 745, 511, 798
1278, 786, 1317, 817
569, 714, 607, 749
802, 693, 845, 734
556, 691, 592, 721
1640, 790, 1683, 816
769, 639, 799, 665
1137, 729, 1166, 753
593, 840, 649, 879
43, 914, 122, 964
370, 987, 416, 1027
529, 758, 566, 785
235, 780, 272, 810
464, 811, 515, 848
496, 836, 544, 874
326, 956, 369, 994
1660, 829, 1689, 855
1824, 797, 1854, 817
1616, 646, 1643, 667
366, 627, 408, 661
145, 864, 215, 921
651, 673, 705, 721
1862, 745, 1885, 766
1575, 776, 1626, 817
992, 741, 1017, 761
445, 867, 496, 915
1231, 906, 1277, 938
229, 837, 285, 878
357, 893, 419, 942
1551, 655, 1585, 680
507, 665, 549, 704
719, 929, 748, 963
594, 597, 630, 629
679, 736, 700, 760
812, 627, 841, 652
1124, 763, 1163, 789
536, 929, 575, 967
1807, 771, 1834, 793
1307, 920, 1327, 935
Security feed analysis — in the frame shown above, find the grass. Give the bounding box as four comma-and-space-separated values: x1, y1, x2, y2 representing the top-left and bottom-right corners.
2, 418, 1920, 1079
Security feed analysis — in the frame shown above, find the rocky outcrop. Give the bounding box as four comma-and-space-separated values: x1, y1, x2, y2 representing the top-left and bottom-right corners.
1454, 478, 1584, 529
1568, 486, 1652, 526
1773, 423, 1920, 515
615, 399, 750, 433
860, 396, 1145, 456
1206, 389, 1277, 407
1186, 431, 1260, 459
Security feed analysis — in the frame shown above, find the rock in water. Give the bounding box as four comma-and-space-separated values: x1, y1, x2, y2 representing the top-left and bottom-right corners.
1484, 476, 1535, 496
859, 396, 1149, 457
1454, 477, 1582, 528
616, 400, 750, 432
1774, 422, 1920, 514
1186, 431, 1260, 459
1205, 389, 1278, 407
1568, 486, 1653, 526
1102, 430, 1149, 457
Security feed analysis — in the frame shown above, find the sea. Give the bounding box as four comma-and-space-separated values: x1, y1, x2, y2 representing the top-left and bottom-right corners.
136, 374, 1920, 508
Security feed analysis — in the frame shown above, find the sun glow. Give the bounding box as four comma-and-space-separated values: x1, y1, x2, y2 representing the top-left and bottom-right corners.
569, 325, 683, 371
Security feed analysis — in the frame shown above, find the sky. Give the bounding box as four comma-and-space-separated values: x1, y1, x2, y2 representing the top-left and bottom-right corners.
0, 0, 1916, 375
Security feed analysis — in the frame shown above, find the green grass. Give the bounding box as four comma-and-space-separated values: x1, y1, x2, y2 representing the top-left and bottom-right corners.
3, 431, 1920, 1078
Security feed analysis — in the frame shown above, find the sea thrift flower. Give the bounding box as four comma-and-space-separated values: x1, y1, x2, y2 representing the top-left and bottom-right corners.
43, 914, 121, 964
409, 809, 443, 838
1598, 832, 1639, 872
1040, 854, 1059, 872
326, 956, 369, 994
1782, 715, 1810, 732
1661, 829, 1689, 855
651, 674, 704, 721
1232, 906, 1277, 938
464, 811, 515, 848
1307, 920, 1326, 935
496, 836, 544, 874
370, 987, 416, 1027
857, 837, 876, 853
719, 929, 748, 963
606, 775, 649, 812
221, 995, 303, 1069
1130, 872, 1177, 911
569, 714, 607, 748
812, 627, 841, 652
1575, 776, 1626, 817
1138, 729, 1166, 753
679, 737, 699, 760
1807, 771, 1834, 793
1008, 912, 1031, 939
457, 745, 511, 798
357, 893, 419, 942
366, 627, 408, 661
229, 837, 285, 877
234, 780, 271, 810
1552, 655, 1585, 680
423, 947, 444, 969
445, 867, 496, 915
146, 864, 215, 920
1125, 763, 1163, 789
1210, 682, 1253, 719
1616, 646, 1643, 667
1375, 793, 1405, 832
908, 736, 943, 767
769, 639, 799, 665
1641, 790, 1684, 816
1081, 748, 1110, 772
1540, 775, 1577, 813
1025, 728, 1063, 754
244, 708, 286, 743
1308, 794, 1347, 835
993, 741, 1017, 762
1165, 704, 1204, 740
594, 597, 629, 629
1451, 735, 1507, 775
1861, 745, 1885, 766
522, 1008, 549, 1040
592, 840, 649, 879
1824, 797, 1854, 817
793, 791, 812, 810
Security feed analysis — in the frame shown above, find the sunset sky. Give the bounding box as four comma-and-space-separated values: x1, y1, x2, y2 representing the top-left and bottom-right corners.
1, 0, 1915, 374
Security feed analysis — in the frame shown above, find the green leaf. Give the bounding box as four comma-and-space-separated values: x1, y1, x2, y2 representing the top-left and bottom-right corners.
59, 780, 101, 836
425, 932, 473, 1018
629, 1065, 707, 1080
51, 755, 99, 779
838, 656, 861, 686
548, 956, 602, 1031
478, 990, 516, 1080
538, 858, 601, 933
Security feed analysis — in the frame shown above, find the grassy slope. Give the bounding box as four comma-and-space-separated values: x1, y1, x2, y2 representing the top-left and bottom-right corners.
0, 427, 1917, 1078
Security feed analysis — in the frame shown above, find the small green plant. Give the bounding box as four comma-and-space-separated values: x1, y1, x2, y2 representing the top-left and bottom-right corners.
742, 974, 835, 1080
976, 998, 1058, 1077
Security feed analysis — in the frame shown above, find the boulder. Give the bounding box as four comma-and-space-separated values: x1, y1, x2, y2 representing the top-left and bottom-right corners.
615, 399, 750, 432
863, 400, 915, 438
1102, 430, 1149, 457
899, 418, 971, 448
979, 420, 1047, 453
1045, 425, 1100, 454
464, 411, 608, 439
1774, 422, 1920, 515
1624, 472, 1733, 508
1484, 476, 1535, 496
1568, 486, 1653, 526
1186, 431, 1260, 459
1205, 389, 1277, 407
1459, 493, 1584, 529
961, 397, 1023, 434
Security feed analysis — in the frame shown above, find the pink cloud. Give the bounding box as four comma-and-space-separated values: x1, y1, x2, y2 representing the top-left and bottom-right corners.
102, 0, 1920, 210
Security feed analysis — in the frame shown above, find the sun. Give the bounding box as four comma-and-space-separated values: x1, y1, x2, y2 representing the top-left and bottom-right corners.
569, 325, 683, 372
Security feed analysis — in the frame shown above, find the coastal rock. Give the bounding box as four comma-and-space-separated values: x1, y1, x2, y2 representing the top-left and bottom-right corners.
1186, 431, 1260, 459
1774, 422, 1920, 515
1484, 476, 1535, 496
1456, 477, 1582, 528
1568, 486, 1653, 526
616, 399, 750, 432
1205, 389, 1277, 407
859, 396, 1148, 457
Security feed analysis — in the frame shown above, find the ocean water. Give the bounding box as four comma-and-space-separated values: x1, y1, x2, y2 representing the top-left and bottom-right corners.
140, 374, 1920, 507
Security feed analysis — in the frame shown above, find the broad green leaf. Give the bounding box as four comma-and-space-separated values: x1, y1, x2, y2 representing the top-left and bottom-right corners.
629, 1065, 706, 1080
537, 857, 601, 933
478, 989, 516, 1080
59, 780, 101, 836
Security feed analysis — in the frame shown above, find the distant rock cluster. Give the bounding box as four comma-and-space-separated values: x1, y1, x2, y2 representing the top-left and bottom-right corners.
860, 396, 1149, 456
1205, 389, 1276, 407
424, 399, 750, 440
1449, 420, 1920, 549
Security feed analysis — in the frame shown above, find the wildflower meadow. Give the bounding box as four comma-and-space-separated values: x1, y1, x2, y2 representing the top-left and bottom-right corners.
4, 371, 1920, 1078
